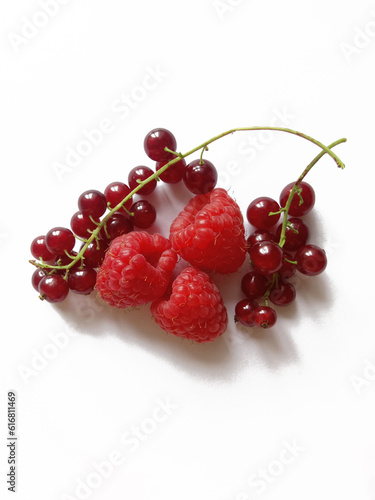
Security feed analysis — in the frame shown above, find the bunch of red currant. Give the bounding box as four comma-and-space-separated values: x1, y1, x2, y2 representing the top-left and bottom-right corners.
235, 182, 327, 329
30, 128, 219, 304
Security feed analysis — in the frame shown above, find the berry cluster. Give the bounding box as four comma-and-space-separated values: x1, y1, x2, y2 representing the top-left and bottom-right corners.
235, 182, 327, 329
29, 126, 346, 343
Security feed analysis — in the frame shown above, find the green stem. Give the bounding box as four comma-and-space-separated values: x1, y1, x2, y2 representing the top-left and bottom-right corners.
278, 137, 346, 248
29, 128, 346, 274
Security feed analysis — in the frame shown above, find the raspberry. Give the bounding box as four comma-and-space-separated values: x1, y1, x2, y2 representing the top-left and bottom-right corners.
96, 232, 178, 308
151, 266, 228, 343
169, 188, 246, 274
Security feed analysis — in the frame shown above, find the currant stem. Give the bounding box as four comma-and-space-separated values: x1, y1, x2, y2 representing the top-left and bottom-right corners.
31, 128, 346, 274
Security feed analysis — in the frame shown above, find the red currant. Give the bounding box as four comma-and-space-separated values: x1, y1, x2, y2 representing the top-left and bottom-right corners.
276, 217, 309, 251
144, 128, 177, 162
81, 240, 108, 268
253, 306, 277, 328
68, 267, 97, 295
104, 182, 133, 212
247, 229, 276, 252
128, 166, 157, 195
279, 181, 315, 216
241, 270, 269, 300
235, 299, 258, 327
156, 157, 186, 183
246, 197, 280, 230
70, 211, 99, 239
78, 189, 107, 218
38, 274, 69, 303
45, 227, 76, 256
269, 281, 296, 306
278, 252, 297, 280
30, 235, 55, 263
129, 200, 156, 229
31, 268, 47, 292
295, 244, 327, 276
249, 241, 284, 275
183, 159, 217, 194
99, 213, 133, 242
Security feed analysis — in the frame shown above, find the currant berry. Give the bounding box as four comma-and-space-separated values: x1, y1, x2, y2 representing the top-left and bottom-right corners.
246, 197, 280, 230
129, 200, 156, 229
68, 267, 97, 295
80, 240, 108, 268
156, 157, 186, 183
104, 182, 133, 212
235, 299, 258, 327
128, 166, 157, 195
249, 241, 284, 275
71, 211, 99, 239
183, 159, 217, 194
279, 181, 315, 216
99, 213, 133, 241
30, 235, 55, 263
45, 227, 76, 256
241, 270, 269, 300
253, 306, 277, 328
295, 244, 327, 276
247, 229, 276, 252
54, 252, 81, 273
31, 268, 47, 292
38, 274, 69, 303
78, 189, 107, 218
278, 252, 297, 280
144, 128, 177, 162
276, 217, 309, 251
269, 281, 296, 306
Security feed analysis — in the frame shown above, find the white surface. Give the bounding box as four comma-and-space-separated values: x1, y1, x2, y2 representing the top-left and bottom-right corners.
1, 1, 374, 499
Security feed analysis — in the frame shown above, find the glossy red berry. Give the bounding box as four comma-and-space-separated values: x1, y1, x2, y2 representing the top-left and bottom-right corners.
276, 217, 309, 251
128, 166, 157, 195
78, 189, 107, 218
253, 306, 277, 328
99, 213, 133, 242
247, 229, 276, 252
249, 241, 284, 275
144, 128, 177, 162
156, 157, 186, 183
104, 182, 133, 212
269, 281, 296, 306
130, 200, 156, 229
38, 274, 69, 303
68, 267, 97, 295
279, 181, 315, 216
70, 211, 99, 239
81, 240, 108, 268
246, 197, 280, 230
183, 159, 217, 194
31, 269, 47, 291
30, 235, 55, 263
54, 251, 81, 273
241, 270, 269, 300
278, 252, 297, 280
45, 227, 76, 256
295, 244, 327, 276
235, 299, 258, 327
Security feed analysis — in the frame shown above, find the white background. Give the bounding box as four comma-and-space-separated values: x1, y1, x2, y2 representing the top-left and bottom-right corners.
1, 0, 375, 499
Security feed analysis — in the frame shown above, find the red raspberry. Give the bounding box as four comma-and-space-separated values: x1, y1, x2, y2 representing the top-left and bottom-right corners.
169, 188, 246, 274
151, 266, 228, 343
96, 231, 178, 308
